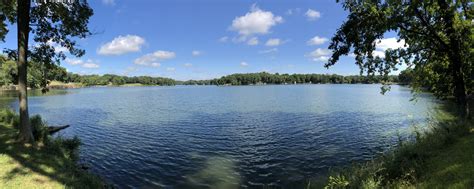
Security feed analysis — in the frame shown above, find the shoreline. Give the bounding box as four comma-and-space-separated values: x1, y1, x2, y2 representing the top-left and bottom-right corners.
0, 82, 405, 91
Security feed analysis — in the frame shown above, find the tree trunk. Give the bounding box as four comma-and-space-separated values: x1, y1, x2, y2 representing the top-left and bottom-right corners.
16, 0, 33, 143
438, 0, 470, 118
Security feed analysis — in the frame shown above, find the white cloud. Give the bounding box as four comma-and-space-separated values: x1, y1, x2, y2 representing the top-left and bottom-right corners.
150, 63, 161, 67
102, 0, 115, 6
184, 63, 193, 67
46, 40, 68, 53
65, 58, 84, 65
230, 4, 283, 36
192, 50, 202, 56
305, 9, 321, 21
307, 36, 328, 45
372, 50, 386, 58
308, 48, 331, 62
345, 38, 406, 58
219, 36, 229, 42
166, 67, 176, 72
65, 58, 100, 69
285, 8, 301, 15
82, 63, 100, 69
240, 61, 249, 67
265, 38, 281, 46
367, 38, 407, 58
376, 37, 406, 51
98, 35, 145, 55
134, 50, 176, 67
259, 48, 278, 54
247, 37, 259, 45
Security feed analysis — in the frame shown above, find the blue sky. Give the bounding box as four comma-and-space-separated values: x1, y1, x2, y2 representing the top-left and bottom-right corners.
1, 0, 405, 80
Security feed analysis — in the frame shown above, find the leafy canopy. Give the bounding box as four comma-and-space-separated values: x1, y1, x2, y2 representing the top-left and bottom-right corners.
328, 0, 473, 99
0, 0, 93, 90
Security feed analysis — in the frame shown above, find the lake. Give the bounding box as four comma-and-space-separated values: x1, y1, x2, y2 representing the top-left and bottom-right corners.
6, 85, 436, 188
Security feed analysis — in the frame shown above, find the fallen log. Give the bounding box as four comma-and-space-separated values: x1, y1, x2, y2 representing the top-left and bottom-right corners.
47, 125, 70, 135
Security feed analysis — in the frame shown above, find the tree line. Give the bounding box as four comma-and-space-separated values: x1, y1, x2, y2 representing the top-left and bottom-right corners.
0, 56, 176, 87
1, 56, 402, 88
180, 72, 399, 85
65, 74, 176, 86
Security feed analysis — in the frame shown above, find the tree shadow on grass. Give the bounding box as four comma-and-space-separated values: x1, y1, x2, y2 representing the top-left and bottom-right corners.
0, 123, 102, 188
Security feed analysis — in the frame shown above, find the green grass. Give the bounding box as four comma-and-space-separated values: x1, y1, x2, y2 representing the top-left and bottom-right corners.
416, 129, 474, 188
322, 103, 474, 189
0, 109, 103, 188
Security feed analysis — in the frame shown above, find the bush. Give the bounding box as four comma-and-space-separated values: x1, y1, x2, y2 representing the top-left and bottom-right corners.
30, 115, 49, 143
0, 109, 18, 127
45, 136, 82, 161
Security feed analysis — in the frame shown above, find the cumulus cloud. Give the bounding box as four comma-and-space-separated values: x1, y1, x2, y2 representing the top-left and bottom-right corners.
184, 63, 193, 67
369, 37, 407, 58
65, 58, 100, 69
307, 36, 328, 45
230, 4, 283, 36
240, 61, 249, 67
265, 38, 281, 46
134, 50, 176, 67
98, 35, 145, 55
305, 9, 321, 20
46, 40, 68, 53
376, 37, 406, 51
346, 38, 406, 58
247, 37, 259, 45
307, 48, 331, 62
192, 50, 202, 56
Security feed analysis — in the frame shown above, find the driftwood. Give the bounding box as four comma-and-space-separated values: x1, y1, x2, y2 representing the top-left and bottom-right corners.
47, 125, 70, 135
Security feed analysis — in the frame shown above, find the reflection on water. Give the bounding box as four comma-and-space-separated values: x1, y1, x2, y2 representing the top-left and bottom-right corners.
0, 89, 71, 108
184, 156, 240, 189
5, 85, 437, 188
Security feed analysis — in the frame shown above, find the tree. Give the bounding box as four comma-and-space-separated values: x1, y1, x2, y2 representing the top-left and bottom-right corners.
1, 0, 93, 143
398, 68, 414, 85
327, 0, 473, 118
0, 56, 17, 86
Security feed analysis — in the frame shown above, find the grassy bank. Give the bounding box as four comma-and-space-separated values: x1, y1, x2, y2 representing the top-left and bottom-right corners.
47, 81, 85, 89
322, 104, 474, 188
0, 109, 103, 188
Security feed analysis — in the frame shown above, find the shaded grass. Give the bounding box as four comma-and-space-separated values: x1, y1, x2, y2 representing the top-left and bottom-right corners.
0, 109, 104, 188
322, 103, 474, 188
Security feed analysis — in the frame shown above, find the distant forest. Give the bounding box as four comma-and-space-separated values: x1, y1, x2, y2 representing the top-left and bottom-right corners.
180, 72, 404, 86
0, 56, 411, 88
63, 72, 405, 86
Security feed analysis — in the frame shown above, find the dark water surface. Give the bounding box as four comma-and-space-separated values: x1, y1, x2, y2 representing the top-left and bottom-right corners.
7, 85, 436, 188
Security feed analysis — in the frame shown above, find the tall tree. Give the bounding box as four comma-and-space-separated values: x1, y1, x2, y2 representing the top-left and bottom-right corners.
327, 0, 473, 117
1, 0, 93, 143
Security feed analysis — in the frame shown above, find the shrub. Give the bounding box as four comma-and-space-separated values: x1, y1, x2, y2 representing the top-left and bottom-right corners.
30, 115, 49, 143
0, 109, 18, 127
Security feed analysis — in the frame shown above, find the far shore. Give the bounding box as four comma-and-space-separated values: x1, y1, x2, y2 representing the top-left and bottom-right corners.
0, 81, 406, 91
